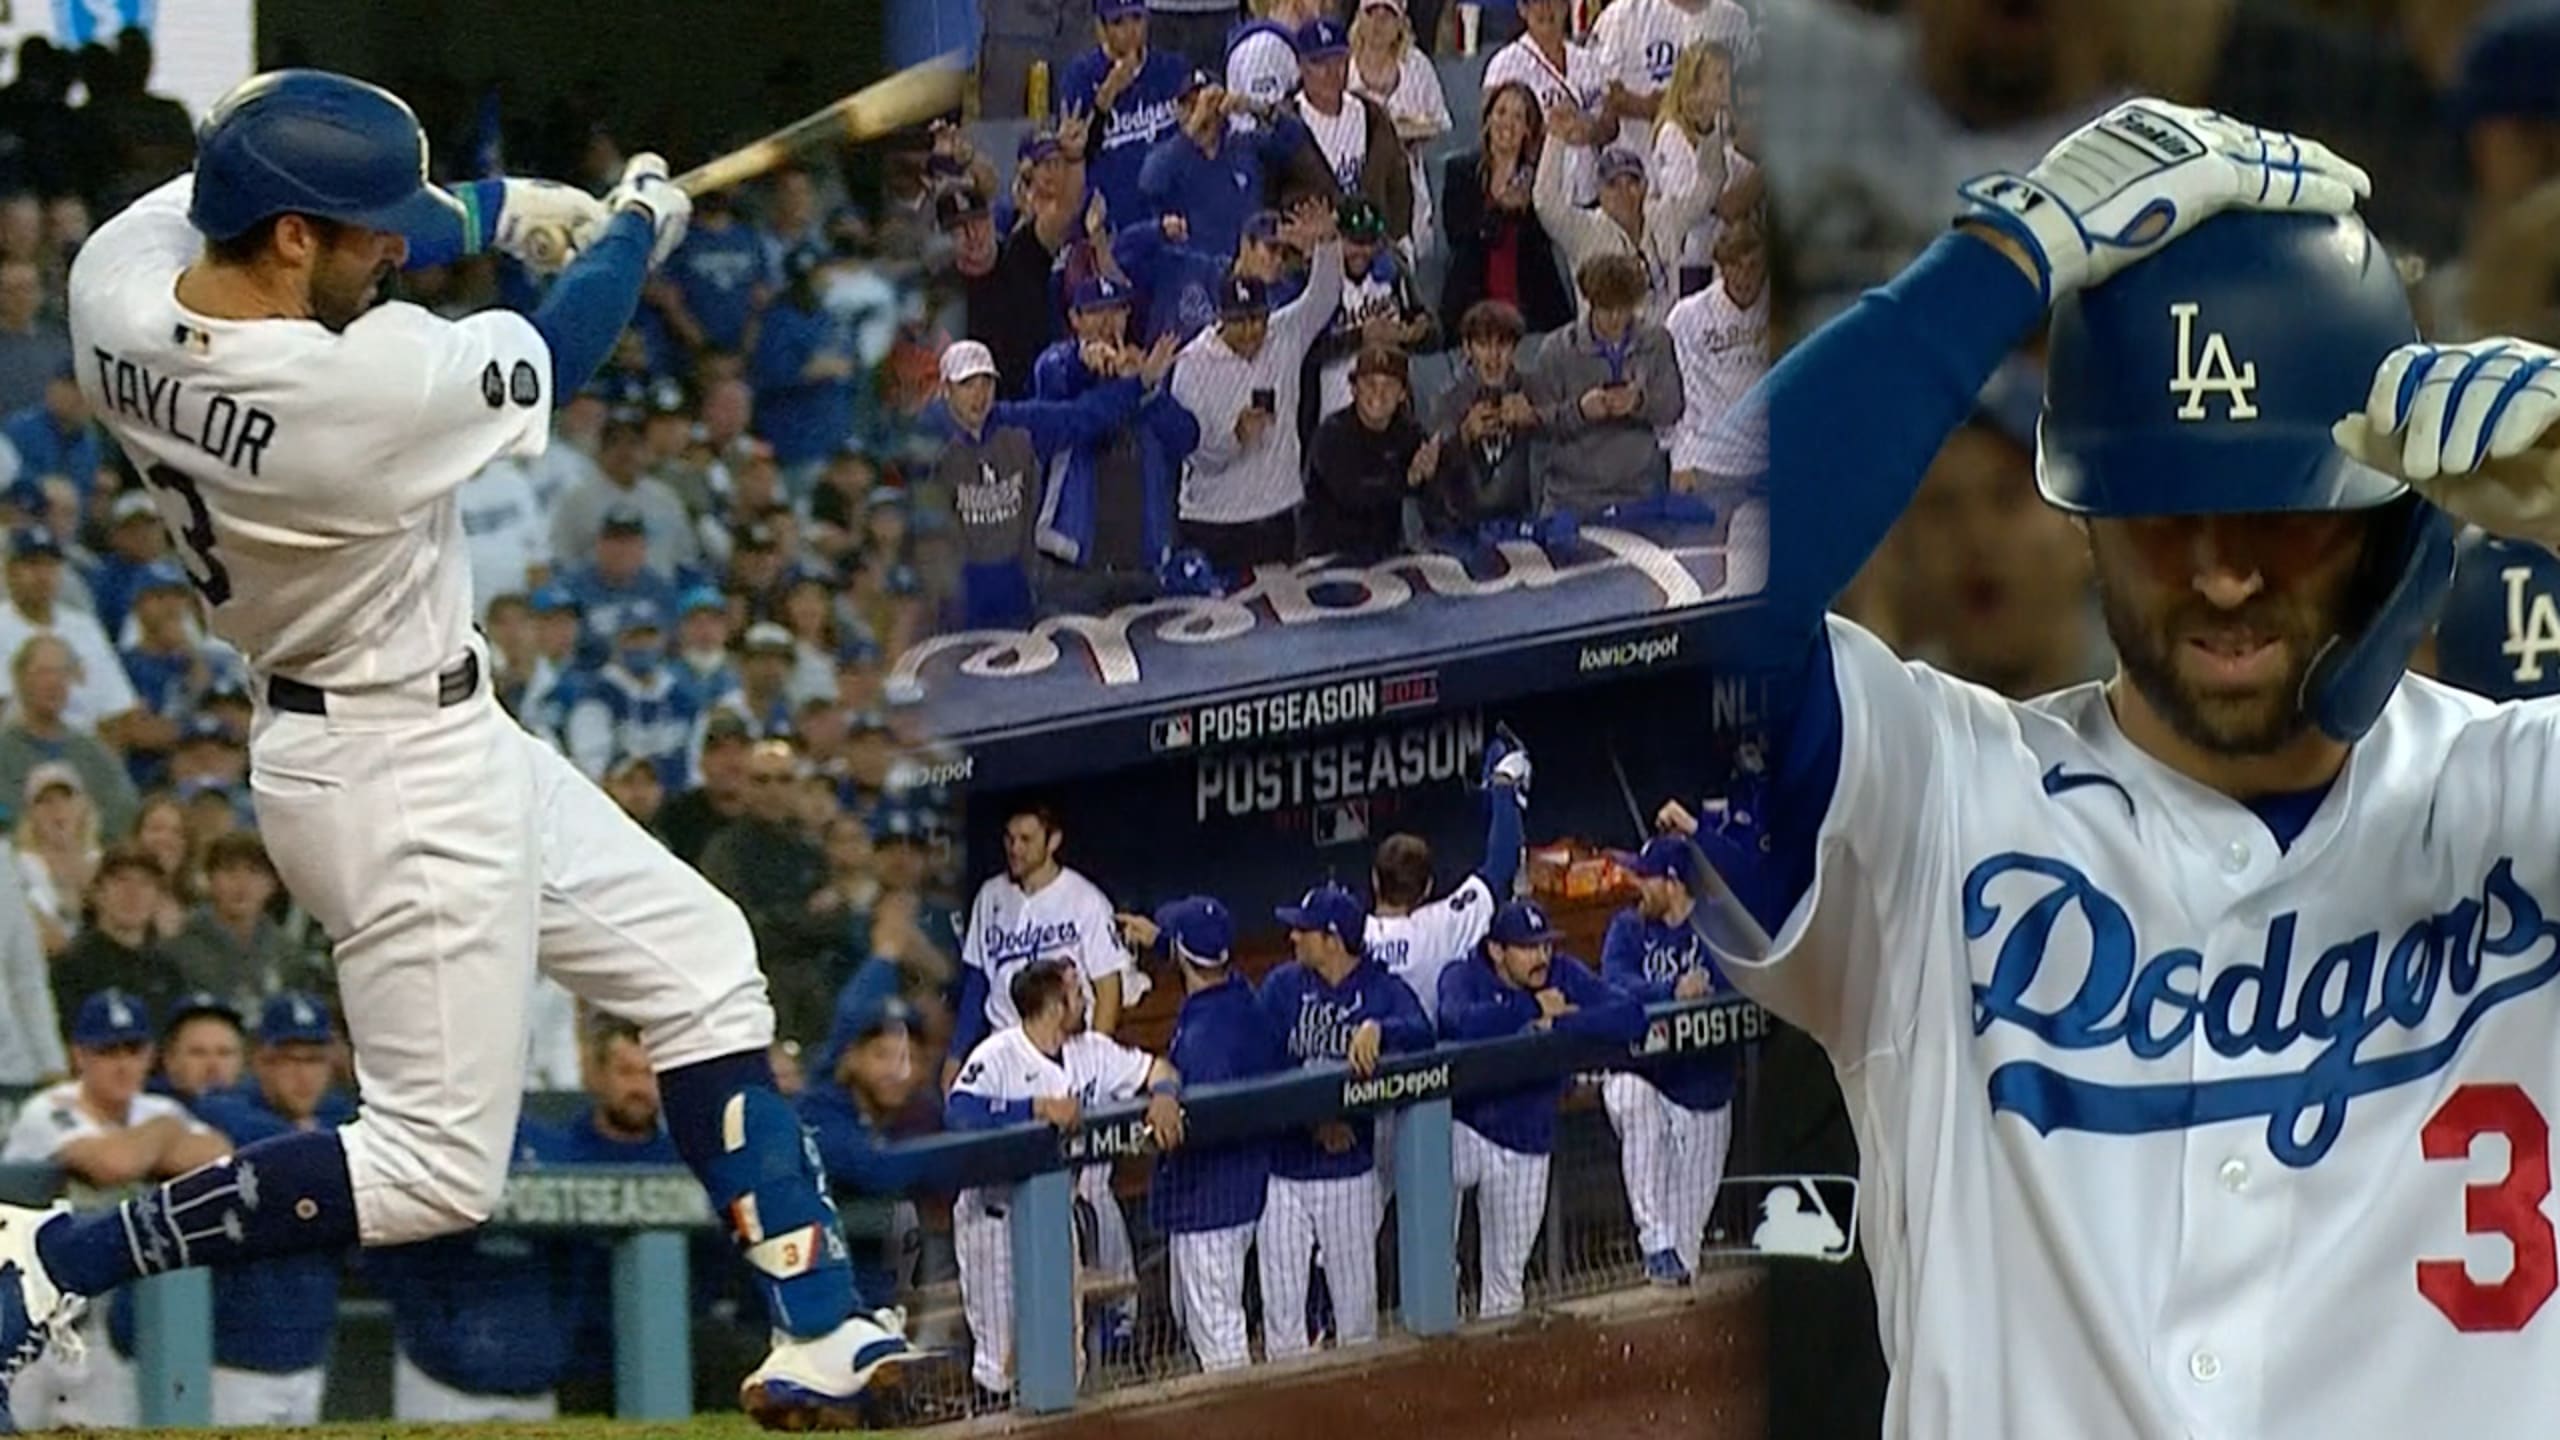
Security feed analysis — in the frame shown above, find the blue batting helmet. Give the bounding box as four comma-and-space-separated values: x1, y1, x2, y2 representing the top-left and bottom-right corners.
189, 70, 453, 243
2432, 527, 2560, 701
2036, 209, 2454, 744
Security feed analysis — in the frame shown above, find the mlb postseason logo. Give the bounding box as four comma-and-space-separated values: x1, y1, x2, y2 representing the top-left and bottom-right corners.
1155, 679, 1384, 755
1150, 713, 1196, 752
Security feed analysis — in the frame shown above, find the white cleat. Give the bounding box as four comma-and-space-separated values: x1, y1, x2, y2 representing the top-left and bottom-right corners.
0, 1205, 86, 1434
739, 1306, 920, 1432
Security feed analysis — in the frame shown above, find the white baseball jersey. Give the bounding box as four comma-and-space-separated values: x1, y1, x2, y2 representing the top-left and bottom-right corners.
70, 176, 551, 689
1, 1080, 208, 1165
961, 866, 1142, 1031
1365, 873, 1496, 1023
1592, 0, 1757, 102
1663, 275, 1768, 476
1648, 122, 1756, 273
1295, 94, 1370, 196
952, 1027, 1157, 1118
457, 458, 551, 615
1482, 36, 1609, 206
1727, 614, 2560, 1440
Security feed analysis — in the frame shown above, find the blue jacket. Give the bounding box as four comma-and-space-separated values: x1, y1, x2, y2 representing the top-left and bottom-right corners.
1111, 221, 1235, 347
559, 565, 681, 665
749, 300, 859, 466
186, 1084, 358, 1373
1599, 908, 1737, 1112
665, 217, 771, 352
1135, 112, 1311, 261
2, 405, 100, 497
1058, 45, 1192, 233
1438, 950, 1642, 1156
361, 1121, 576, 1397
1258, 958, 1433, 1180
1152, 976, 1290, 1233
1027, 344, 1199, 572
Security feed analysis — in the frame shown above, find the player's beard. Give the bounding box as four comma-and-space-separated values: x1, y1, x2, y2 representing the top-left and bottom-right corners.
2098, 568, 2347, 758
308, 251, 395, 333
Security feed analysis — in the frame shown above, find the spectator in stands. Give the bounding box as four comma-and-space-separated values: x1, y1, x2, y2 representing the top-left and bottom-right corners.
755, 166, 829, 276
79, 29, 195, 211
941, 184, 1003, 297
1140, 71, 1311, 262
10, 763, 92, 956
654, 188, 769, 358
166, 831, 323, 1017
517, 586, 589, 747
0, 528, 142, 747
1289, 19, 1417, 244
1440, 82, 1574, 341
1309, 197, 1435, 423
1347, 0, 1453, 258
1121, 897, 1287, 1374
1647, 41, 1757, 297
751, 247, 864, 478
1525, 253, 1685, 516
88, 492, 173, 642
700, 739, 832, 1036
800, 983, 928, 1308
54, 844, 187, 1016
153, 992, 246, 1104
806, 447, 882, 564
1, 989, 228, 1431
192, 993, 355, 1427
1484, 0, 1609, 206
1419, 300, 1539, 539
0, 260, 67, 418
3, 365, 99, 500
809, 813, 883, 958
1170, 210, 1345, 577
562, 508, 682, 663
1259, 881, 1431, 1359
1030, 278, 1205, 616
709, 620, 801, 742
127, 792, 193, 930
460, 450, 555, 619
2, 633, 140, 836
1534, 138, 1693, 328
1305, 345, 1431, 563
168, 714, 249, 800
776, 577, 850, 704
602, 752, 667, 834
1065, 0, 1194, 233
0, 856, 61, 1084
1591, 0, 1754, 147
1665, 218, 1770, 510
549, 416, 699, 581
1229, 0, 1329, 113
979, 116, 1098, 403
1437, 899, 1642, 1318
670, 587, 741, 704
565, 600, 701, 789
2428, 0, 2560, 342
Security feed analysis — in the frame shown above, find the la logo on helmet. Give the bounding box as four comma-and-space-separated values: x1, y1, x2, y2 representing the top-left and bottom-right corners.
2168, 301, 2260, 422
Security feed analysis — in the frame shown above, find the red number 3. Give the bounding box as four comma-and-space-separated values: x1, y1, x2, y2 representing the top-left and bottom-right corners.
2417, 1083, 2558, 1332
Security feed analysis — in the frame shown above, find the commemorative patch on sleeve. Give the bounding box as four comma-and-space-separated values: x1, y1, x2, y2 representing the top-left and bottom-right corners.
511, 359, 541, 408
481, 360, 505, 409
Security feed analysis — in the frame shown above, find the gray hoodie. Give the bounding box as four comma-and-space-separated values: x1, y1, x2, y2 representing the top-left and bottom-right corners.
1523, 318, 1686, 515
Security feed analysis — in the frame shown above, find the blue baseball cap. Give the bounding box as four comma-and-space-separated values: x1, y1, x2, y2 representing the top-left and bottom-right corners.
1178, 67, 1219, 100
869, 804, 928, 845
163, 990, 244, 1037
530, 583, 580, 615
601, 505, 649, 538
137, 559, 193, 595
1487, 899, 1563, 947
1607, 835, 1693, 883
71, 989, 151, 1048
1018, 126, 1064, 165
1219, 274, 1271, 317
1157, 896, 1235, 968
679, 585, 726, 617
616, 599, 666, 635
1295, 18, 1350, 57
1242, 210, 1285, 245
1277, 882, 1366, 951
1097, 0, 1148, 17
1072, 274, 1134, 312
8, 527, 62, 561
257, 990, 333, 1046
2453, 0, 2560, 127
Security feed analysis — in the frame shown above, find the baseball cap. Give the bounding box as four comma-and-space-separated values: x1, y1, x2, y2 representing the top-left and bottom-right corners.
1598, 148, 1648, 185
1488, 899, 1563, 947
2, 481, 41, 516
2453, 0, 2560, 128
1276, 882, 1366, 951
179, 712, 235, 746
1337, 195, 1387, 242
935, 187, 991, 231
1295, 18, 1350, 57
679, 585, 727, 617
1158, 896, 1235, 968
1606, 834, 1693, 883
1360, 0, 1407, 12
8, 527, 62, 562
1178, 67, 1220, 100
1071, 274, 1134, 312
940, 340, 999, 385
616, 599, 665, 635
784, 244, 828, 283
742, 620, 797, 655
1242, 210, 1286, 246
733, 518, 780, 552
23, 760, 81, 806
601, 506, 649, 538
257, 990, 334, 1046
1096, 0, 1148, 17
1018, 126, 1064, 165
844, 708, 891, 737
137, 559, 193, 595
163, 990, 244, 1038
1219, 274, 1271, 318
71, 990, 150, 1048
869, 804, 928, 845
112, 490, 160, 525
529, 583, 580, 615
700, 711, 754, 749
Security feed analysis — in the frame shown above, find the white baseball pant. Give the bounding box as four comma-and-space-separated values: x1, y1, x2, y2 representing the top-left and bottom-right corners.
1168, 1222, 1257, 1372
391, 1349, 559, 1423
1077, 1164, 1136, 1303
1601, 1074, 1733, 1272
248, 656, 772, 1245
211, 1365, 326, 1426
1257, 1172, 1383, 1359
953, 1190, 1017, 1393
1450, 1121, 1550, 1320
9, 1307, 135, 1431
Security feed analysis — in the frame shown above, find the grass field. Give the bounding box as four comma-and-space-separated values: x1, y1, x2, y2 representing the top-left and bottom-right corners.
73, 1420, 882, 1440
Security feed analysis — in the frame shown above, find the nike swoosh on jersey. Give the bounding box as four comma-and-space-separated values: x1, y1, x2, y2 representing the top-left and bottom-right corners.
2040, 762, 2135, 818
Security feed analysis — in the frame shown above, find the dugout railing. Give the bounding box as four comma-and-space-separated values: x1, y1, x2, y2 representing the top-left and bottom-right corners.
0, 991, 1765, 1426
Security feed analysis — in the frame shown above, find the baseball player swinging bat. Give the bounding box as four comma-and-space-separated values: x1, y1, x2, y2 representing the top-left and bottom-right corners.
520, 52, 968, 268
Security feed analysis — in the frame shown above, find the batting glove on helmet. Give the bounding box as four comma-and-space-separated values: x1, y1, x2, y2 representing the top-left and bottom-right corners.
1957, 98, 2370, 303
2333, 338, 2560, 550
606, 153, 692, 268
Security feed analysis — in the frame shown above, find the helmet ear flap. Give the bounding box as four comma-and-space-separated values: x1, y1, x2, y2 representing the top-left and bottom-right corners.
2305, 495, 2457, 743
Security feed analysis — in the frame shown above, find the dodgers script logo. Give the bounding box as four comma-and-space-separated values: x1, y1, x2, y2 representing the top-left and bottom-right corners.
1965, 853, 2560, 1167
1291, 991, 1366, 1061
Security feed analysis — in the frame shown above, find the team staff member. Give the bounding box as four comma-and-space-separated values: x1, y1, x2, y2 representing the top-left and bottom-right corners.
1257, 882, 1432, 1359
946, 960, 1183, 1401
1437, 901, 1642, 1318
1, 991, 229, 1431
1120, 897, 1288, 1373
1366, 733, 1532, 1023
190, 992, 357, 1427
1598, 835, 1734, 1286
800, 977, 930, 1307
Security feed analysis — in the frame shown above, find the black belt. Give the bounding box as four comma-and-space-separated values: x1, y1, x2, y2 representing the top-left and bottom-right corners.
267, 651, 480, 717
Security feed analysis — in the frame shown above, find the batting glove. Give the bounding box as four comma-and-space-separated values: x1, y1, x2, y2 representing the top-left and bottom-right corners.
606, 153, 692, 268
1957, 98, 2370, 303
493, 178, 608, 274
2333, 338, 2560, 549
1480, 735, 1531, 798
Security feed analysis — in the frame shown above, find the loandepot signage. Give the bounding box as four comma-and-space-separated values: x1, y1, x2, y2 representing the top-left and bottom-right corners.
892, 527, 1730, 690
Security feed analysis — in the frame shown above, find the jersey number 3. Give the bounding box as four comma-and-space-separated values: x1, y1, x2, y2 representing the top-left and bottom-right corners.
141, 464, 234, 606
2418, 1083, 2557, 1332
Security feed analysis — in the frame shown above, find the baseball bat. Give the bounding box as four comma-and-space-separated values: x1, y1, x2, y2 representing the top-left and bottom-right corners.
1605, 743, 1778, 959
521, 52, 967, 268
